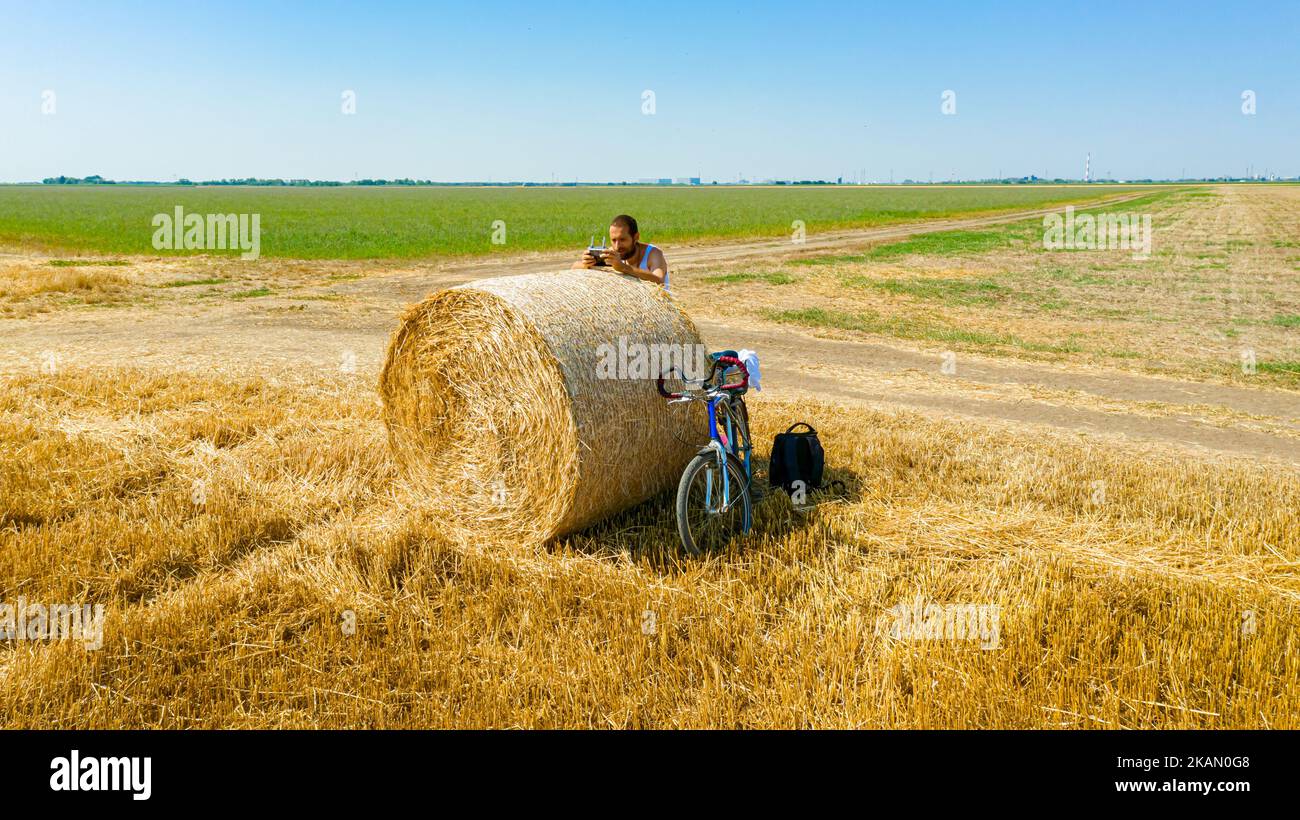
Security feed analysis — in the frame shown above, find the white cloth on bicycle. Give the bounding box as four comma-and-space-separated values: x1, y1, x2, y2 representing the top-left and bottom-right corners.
737, 348, 761, 391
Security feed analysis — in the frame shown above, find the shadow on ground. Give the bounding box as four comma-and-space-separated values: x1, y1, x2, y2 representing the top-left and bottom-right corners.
554, 456, 866, 572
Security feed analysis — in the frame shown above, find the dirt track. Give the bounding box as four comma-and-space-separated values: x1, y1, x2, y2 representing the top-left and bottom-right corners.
3, 190, 1298, 466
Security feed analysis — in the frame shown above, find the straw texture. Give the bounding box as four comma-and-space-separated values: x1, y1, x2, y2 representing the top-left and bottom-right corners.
379, 269, 705, 544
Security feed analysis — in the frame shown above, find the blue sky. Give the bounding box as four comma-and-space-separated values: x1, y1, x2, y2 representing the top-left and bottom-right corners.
1, 0, 1296, 182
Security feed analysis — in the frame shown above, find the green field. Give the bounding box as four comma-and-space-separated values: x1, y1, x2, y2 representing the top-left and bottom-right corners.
0, 184, 1155, 260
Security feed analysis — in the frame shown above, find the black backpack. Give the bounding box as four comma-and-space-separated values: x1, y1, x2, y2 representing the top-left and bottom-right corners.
769, 422, 824, 494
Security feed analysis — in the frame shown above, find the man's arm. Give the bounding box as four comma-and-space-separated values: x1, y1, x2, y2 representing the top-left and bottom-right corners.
572, 249, 599, 269
607, 247, 668, 286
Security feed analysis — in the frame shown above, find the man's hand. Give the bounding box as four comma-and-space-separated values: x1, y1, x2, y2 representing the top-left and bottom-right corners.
579, 249, 600, 268
601, 249, 632, 274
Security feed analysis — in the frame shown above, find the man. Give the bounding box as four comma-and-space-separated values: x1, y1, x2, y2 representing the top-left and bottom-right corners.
574, 214, 670, 289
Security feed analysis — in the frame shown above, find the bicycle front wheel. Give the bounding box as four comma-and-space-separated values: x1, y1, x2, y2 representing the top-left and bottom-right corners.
675, 450, 752, 557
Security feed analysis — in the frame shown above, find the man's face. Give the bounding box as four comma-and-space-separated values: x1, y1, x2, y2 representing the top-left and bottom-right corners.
608, 224, 638, 259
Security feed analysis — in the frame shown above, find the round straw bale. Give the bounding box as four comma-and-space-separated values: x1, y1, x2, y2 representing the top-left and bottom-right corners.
379, 269, 706, 544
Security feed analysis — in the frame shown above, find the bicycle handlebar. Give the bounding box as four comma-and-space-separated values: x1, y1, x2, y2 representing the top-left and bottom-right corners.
712, 355, 750, 391
656, 355, 749, 399
656, 367, 683, 399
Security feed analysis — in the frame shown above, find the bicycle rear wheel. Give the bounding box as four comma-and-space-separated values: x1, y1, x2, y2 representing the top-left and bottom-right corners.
675, 450, 752, 556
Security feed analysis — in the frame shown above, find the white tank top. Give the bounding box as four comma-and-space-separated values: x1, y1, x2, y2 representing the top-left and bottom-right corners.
636, 243, 669, 290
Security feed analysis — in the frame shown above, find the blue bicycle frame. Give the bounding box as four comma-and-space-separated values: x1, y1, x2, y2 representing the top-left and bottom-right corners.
704, 394, 753, 534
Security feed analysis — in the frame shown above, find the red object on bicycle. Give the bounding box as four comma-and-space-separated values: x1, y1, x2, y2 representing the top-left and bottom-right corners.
656, 369, 684, 399
713, 356, 749, 391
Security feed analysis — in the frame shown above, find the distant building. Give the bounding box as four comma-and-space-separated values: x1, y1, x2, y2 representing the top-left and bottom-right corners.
658, 178, 672, 185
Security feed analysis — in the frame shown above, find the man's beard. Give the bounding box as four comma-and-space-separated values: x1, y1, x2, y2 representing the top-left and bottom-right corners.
620, 243, 638, 261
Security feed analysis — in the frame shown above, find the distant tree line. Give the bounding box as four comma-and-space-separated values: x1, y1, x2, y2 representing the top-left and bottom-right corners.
37, 174, 1298, 187
42, 175, 114, 184
40, 175, 433, 186
39, 176, 504, 186
201, 178, 440, 186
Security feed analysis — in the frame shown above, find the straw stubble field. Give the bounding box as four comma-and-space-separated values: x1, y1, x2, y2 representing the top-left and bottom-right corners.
1, 184, 1297, 728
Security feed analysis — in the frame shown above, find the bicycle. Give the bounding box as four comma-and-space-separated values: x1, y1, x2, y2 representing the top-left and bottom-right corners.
656, 352, 754, 556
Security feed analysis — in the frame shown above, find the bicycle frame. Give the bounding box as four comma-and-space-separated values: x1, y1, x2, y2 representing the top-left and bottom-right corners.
704, 392, 752, 532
